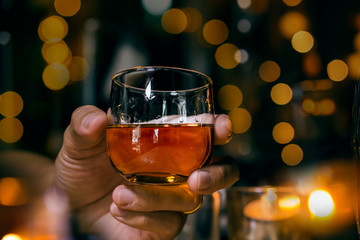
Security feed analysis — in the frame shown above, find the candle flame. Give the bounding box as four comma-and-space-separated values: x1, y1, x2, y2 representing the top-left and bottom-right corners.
1, 234, 23, 240
279, 195, 300, 210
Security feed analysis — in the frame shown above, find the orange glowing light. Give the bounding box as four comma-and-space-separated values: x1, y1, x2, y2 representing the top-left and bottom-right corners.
203, 19, 229, 45
161, 8, 187, 34
0, 177, 28, 206
259, 60, 281, 82
68, 56, 90, 81
279, 11, 308, 39
0, 91, 23, 117
0, 117, 23, 143
308, 190, 335, 218
270, 83, 293, 105
281, 144, 303, 166
1, 233, 23, 240
41, 40, 72, 64
272, 122, 295, 144
54, 0, 81, 17
183, 7, 202, 32
228, 107, 252, 134
38, 15, 68, 42
292, 31, 314, 53
217, 85, 243, 110
327, 59, 348, 82
215, 43, 239, 69
42, 63, 70, 90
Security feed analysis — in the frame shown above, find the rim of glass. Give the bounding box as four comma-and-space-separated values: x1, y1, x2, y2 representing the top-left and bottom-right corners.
111, 66, 213, 93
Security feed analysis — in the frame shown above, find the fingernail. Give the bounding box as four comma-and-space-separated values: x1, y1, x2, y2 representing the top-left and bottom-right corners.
197, 170, 212, 191
117, 188, 136, 205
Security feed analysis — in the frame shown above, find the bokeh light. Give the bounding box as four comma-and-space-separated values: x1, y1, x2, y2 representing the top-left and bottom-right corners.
303, 51, 321, 78
327, 59, 348, 82
161, 8, 187, 34
0, 91, 23, 117
237, 0, 251, 9
235, 49, 249, 64
282, 0, 302, 7
203, 19, 229, 45
38, 15, 68, 42
346, 53, 360, 79
68, 56, 90, 81
308, 190, 335, 218
41, 40, 72, 64
270, 83, 293, 105
217, 85, 243, 110
42, 63, 70, 90
279, 11, 308, 39
302, 98, 315, 114
183, 7, 202, 32
1, 234, 23, 240
228, 107, 252, 134
259, 60, 281, 82
0, 117, 23, 143
142, 0, 172, 16
215, 43, 239, 69
238, 19, 251, 33
281, 143, 303, 166
54, 0, 81, 17
272, 122, 294, 144
291, 31, 314, 53
0, 177, 28, 206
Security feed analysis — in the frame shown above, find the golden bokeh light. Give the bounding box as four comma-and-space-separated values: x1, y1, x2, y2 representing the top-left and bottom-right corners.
279, 11, 308, 39
327, 59, 348, 82
42, 63, 70, 90
272, 122, 294, 144
54, 0, 81, 17
215, 43, 239, 69
68, 56, 90, 81
291, 31, 314, 53
0, 91, 23, 117
237, 0, 251, 9
1, 234, 23, 240
346, 53, 360, 79
281, 143, 303, 166
183, 7, 202, 32
0, 177, 28, 206
259, 60, 281, 82
308, 190, 335, 218
302, 98, 315, 114
228, 107, 252, 134
142, 0, 172, 15
161, 8, 187, 34
270, 83, 293, 105
203, 19, 229, 45
0, 118, 23, 143
317, 99, 336, 116
41, 40, 72, 64
282, 0, 302, 6
217, 85, 243, 110
303, 52, 321, 78
38, 15, 68, 42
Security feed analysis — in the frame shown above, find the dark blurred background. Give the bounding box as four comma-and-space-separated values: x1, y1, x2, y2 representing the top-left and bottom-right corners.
1, 0, 360, 239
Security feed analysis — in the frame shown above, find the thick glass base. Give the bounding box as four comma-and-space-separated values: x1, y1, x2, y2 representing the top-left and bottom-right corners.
124, 172, 188, 185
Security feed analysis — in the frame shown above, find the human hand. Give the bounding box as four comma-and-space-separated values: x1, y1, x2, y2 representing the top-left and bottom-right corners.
55, 105, 239, 240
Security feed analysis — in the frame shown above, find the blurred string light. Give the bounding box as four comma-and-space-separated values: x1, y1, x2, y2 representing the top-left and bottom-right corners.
161, 8, 187, 34
327, 59, 348, 82
183, 7, 202, 32
272, 122, 294, 144
215, 43, 239, 69
281, 143, 303, 166
279, 11, 308, 40
235, 49, 249, 64
0, 91, 24, 143
271, 83, 293, 105
54, 0, 81, 17
142, 0, 172, 16
0, 177, 28, 206
217, 85, 243, 110
301, 79, 333, 91
282, 0, 302, 7
291, 30, 314, 53
346, 53, 360, 79
203, 19, 228, 45
259, 60, 281, 82
38, 0, 89, 91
